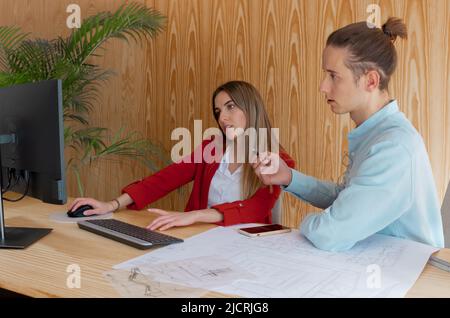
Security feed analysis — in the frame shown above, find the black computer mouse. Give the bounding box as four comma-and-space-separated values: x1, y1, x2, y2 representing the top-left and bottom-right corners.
67, 204, 94, 218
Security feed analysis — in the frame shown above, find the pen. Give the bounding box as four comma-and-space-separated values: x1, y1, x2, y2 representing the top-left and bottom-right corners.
428, 255, 450, 272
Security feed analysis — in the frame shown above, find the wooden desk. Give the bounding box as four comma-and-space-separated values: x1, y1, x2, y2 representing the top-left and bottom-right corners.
0, 197, 449, 297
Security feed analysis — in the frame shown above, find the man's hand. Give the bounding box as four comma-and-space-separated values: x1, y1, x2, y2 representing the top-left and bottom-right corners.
251, 152, 293, 186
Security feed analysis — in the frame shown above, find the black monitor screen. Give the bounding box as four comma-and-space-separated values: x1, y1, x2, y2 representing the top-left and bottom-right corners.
0, 79, 66, 204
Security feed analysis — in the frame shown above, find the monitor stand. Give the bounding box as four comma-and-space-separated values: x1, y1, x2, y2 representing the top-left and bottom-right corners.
0, 134, 52, 249
0, 226, 52, 249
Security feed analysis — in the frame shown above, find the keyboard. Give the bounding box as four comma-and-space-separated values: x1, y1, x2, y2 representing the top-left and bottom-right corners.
77, 219, 184, 250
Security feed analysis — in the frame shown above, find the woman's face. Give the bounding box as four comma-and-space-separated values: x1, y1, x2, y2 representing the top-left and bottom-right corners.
214, 91, 247, 140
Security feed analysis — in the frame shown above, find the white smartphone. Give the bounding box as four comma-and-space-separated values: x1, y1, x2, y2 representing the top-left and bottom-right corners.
238, 224, 291, 237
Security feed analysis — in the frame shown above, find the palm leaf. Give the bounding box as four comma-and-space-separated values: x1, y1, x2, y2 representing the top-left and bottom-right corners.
65, 3, 166, 66
1, 3, 167, 195
0, 26, 28, 49
67, 127, 170, 170
0, 71, 29, 86
0, 26, 28, 71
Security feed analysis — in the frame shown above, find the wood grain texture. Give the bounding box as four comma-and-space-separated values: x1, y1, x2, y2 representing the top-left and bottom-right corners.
1, 0, 449, 227
1, 197, 449, 297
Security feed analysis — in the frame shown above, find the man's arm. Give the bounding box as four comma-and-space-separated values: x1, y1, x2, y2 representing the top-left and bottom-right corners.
283, 169, 342, 209
300, 141, 413, 252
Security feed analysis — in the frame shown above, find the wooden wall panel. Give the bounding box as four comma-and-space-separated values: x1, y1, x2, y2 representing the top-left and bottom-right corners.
1, 0, 449, 227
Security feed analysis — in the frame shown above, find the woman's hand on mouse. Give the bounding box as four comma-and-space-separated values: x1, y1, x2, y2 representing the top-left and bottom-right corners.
68, 198, 116, 216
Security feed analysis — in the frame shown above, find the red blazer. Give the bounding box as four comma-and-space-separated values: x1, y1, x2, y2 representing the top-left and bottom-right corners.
122, 138, 295, 226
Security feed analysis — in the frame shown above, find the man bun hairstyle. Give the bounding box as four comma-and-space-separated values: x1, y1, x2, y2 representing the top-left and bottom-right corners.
326, 17, 407, 90
382, 17, 408, 43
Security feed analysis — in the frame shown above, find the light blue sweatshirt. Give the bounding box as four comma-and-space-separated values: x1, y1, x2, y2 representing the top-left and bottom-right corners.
284, 100, 444, 251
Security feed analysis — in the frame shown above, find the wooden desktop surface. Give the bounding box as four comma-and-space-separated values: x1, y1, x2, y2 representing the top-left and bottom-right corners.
0, 197, 449, 298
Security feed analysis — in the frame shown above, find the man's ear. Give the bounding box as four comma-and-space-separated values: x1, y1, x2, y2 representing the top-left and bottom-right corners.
364, 70, 381, 92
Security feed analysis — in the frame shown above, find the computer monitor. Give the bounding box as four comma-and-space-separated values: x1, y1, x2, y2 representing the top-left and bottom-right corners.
0, 79, 67, 249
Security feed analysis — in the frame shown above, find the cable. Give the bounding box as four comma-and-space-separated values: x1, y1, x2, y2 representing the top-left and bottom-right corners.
2, 170, 30, 202
2, 168, 20, 194
1, 168, 13, 194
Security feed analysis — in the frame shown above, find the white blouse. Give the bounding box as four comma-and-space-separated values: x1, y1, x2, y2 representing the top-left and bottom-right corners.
207, 148, 243, 208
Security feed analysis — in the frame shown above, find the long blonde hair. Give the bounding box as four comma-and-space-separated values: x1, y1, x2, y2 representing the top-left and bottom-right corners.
212, 81, 279, 199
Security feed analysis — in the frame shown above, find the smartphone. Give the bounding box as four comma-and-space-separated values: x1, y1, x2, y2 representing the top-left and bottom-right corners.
238, 224, 291, 237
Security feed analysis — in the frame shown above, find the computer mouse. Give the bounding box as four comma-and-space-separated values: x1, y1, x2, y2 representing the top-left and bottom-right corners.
67, 204, 94, 218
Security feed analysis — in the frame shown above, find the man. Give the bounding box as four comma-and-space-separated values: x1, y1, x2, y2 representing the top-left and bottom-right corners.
253, 18, 444, 251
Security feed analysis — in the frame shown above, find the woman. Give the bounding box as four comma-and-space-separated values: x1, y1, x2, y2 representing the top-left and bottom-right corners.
69, 80, 295, 230
253, 18, 444, 251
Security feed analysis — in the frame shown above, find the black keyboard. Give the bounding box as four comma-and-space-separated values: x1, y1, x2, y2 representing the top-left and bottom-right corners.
77, 219, 184, 249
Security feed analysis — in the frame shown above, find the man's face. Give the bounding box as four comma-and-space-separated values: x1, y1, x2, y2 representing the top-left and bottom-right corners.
319, 45, 366, 115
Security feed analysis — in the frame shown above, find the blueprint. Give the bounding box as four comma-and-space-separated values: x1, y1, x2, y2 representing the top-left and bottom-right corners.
104, 267, 207, 298
133, 255, 256, 289
113, 224, 438, 298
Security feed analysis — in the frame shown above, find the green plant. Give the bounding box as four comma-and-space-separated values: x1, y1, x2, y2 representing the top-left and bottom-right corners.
0, 3, 171, 196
